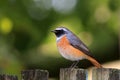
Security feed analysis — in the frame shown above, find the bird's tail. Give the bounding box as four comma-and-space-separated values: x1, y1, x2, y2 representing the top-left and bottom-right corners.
87, 56, 102, 68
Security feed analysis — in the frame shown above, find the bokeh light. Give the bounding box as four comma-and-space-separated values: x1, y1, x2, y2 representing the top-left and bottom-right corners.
0, 17, 13, 34
52, 0, 77, 14
94, 5, 111, 23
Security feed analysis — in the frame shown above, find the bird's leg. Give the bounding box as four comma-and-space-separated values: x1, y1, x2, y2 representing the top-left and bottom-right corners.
72, 60, 79, 68
70, 62, 76, 68
70, 60, 79, 68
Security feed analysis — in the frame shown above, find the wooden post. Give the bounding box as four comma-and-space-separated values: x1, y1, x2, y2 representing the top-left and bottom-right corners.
92, 68, 120, 80
60, 68, 87, 80
21, 69, 49, 80
0, 74, 18, 80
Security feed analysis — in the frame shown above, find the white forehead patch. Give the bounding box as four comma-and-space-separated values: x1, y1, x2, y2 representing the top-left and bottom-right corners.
55, 27, 68, 31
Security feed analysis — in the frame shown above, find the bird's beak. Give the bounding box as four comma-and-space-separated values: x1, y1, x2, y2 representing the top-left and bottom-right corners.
51, 30, 56, 33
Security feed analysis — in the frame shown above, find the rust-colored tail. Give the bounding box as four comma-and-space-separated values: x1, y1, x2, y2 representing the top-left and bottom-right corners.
87, 56, 102, 68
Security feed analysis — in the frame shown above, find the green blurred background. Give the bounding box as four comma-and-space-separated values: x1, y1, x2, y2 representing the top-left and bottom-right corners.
0, 0, 119, 79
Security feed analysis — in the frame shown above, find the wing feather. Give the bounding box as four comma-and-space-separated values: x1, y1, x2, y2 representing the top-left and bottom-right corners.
67, 33, 94, 58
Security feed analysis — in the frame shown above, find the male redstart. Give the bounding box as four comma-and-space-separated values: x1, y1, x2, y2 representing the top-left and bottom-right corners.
51, 27, 102, 68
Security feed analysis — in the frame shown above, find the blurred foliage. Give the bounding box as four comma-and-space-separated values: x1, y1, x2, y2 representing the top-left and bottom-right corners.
0, 0, 119, 79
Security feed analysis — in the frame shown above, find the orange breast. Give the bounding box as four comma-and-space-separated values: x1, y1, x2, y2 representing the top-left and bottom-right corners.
57, 35, 86, 61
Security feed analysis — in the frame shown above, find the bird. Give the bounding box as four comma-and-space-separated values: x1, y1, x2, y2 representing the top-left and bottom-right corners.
51, 27, 102, 68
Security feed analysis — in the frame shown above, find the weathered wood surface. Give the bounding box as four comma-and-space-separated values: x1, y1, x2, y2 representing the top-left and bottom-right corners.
21, 69, 49, 80
92, 68, 120, 80
60, 68, 87, 80
0, 68, 119, 80
0, 74, 18, 80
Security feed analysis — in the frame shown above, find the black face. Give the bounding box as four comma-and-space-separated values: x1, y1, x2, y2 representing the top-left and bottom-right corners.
52, 29, 65, 37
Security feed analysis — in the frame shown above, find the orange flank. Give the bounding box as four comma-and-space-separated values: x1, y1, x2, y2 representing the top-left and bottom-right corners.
57, 35, 86, 60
